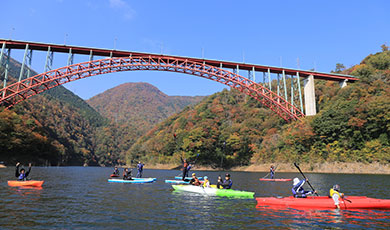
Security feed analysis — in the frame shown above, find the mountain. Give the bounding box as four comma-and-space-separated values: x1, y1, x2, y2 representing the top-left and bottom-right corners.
87, 82, 204, 133
127, 45, 390, 168
0, 56, 109, 166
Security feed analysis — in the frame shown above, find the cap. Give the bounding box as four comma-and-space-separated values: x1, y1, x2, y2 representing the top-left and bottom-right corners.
192, 173, 196, 176
225, 173, 230, 177
293, 178, 300, 186
204, 176, 208, 180
333, 184, 340, 191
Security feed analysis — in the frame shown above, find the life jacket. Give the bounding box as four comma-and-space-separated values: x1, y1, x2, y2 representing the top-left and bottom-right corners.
203, 179, 210, 188
329, 188, 343, 198
18, 173, 26, 180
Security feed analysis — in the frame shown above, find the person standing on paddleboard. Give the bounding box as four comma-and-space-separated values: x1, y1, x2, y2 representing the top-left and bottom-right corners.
181, 157, 189, 180
270, 165, 275, 179
330, 184, 345, 209
15, 162, 32, 181
136, 162, 144, 178
292, 178, 316, 198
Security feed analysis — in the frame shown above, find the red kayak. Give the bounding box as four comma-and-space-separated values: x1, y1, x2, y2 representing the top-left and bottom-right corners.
110, 174, 120, 178
259, 178, 292, 182
8, 180, 44, 187
256, 196, 390, 210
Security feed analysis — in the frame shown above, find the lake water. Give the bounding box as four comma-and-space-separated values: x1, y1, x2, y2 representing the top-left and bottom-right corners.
1, 167, 390, 229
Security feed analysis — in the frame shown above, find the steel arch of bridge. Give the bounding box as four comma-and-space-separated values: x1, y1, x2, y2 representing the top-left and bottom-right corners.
0, 56, 305, 121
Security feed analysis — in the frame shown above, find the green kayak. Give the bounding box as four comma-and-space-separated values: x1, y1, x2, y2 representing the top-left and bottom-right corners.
172, 185, 254, 198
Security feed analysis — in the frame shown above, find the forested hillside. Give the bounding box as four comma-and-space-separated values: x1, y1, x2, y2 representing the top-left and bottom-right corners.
87, 82, 203, 134
0, 57, 110, 166
127, 45, 390, 168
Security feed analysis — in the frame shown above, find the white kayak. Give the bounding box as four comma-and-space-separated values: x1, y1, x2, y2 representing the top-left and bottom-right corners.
108, 178, 155, 183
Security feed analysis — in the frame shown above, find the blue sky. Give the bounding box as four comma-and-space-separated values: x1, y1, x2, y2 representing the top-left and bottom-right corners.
1, 0, 389, 99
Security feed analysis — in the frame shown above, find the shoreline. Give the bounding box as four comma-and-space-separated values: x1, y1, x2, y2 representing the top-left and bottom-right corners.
142, 162, 390, 175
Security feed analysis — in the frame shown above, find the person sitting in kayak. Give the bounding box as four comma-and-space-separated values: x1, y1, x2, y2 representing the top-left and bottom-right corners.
123, 168, 133, 180
329, 184, 345, 209
216, 175, 223, 188
136, 162, 144, 178
113, 167, 120, 176
270, 165, 275, 179
189, 173, 201, 186
220, 173, 233, 189
15, 162, 32, 181
292, 178, 315, 198
203, 176, 210, 188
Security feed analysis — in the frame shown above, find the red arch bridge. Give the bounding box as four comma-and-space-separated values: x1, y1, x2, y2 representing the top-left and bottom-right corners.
0, 39, 358, 122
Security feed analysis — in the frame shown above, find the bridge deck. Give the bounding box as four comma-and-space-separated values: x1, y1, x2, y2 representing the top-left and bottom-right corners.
0, 39, 358, 82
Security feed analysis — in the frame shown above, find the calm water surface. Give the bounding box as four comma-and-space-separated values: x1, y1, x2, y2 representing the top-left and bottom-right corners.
1, 167, 390, 229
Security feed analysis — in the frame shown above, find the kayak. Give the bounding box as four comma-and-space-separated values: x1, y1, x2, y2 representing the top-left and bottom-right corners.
172, 185, 254, 198
108, 178, 154, 183
110, 174, 120, 178
8, 180, 44, 187
259, 178, 292, 182
175, 176, 203, 180
256, 196, 390, 210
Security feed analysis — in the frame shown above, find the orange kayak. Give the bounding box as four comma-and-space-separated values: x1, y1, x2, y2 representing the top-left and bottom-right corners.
8, 180, 44, 187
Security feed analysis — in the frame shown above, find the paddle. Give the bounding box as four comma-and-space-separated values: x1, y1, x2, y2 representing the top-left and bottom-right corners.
294, 163, 318, 196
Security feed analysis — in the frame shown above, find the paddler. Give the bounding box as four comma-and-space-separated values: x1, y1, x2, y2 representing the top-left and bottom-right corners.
189, 173, 201, 186
186, 163, 192, 177
123, 168, 133, 180
221, 173, 233, 189
180, 157, 189, 180
292, 177, 315, 198
270, 165, 275, 179
330, 184, 345, 209
112, 166, 120, 176
15, 162, 32, 181
136, 161, 144, 178
203, 176, 210, 188
216, 175, 223, 188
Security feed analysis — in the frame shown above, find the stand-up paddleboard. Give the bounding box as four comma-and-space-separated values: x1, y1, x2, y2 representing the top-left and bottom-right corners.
165, 180, 190, 184
165, 179, 204, 184
174, 176, 203, 180
108, 178, 154, 183
8, 180, 44, 187
132, 177, 156, 181
259, 178, 292, 182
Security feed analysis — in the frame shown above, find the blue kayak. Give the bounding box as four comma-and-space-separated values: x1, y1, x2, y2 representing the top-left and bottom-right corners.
165, 180, 190, 184
174, 176, 203, 180
108, 178, 155, 183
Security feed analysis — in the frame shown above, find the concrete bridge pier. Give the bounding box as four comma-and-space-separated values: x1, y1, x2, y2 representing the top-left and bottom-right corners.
304, 75, 317, 116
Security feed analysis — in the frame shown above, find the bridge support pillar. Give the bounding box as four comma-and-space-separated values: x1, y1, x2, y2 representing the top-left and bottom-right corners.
339, 79, 347, 88
304, 74, 316, 116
